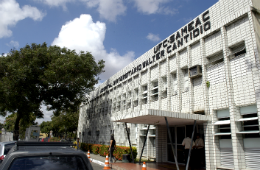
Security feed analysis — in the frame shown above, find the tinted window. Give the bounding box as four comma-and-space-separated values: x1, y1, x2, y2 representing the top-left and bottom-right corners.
8, 156, 88, 170
4, 144, 15, 155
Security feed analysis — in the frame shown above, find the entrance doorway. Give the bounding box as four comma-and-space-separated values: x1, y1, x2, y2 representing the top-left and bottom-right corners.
167, 125, 205, 164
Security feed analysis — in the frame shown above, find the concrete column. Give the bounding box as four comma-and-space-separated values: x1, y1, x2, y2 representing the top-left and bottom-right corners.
158, 62, 162, 110
200, 38, 210, 115
187, 46, 194, 114
147, 67, 151, 109
203, 122, 216, 170
156, 125, 167, 162
176, 52, 182, 113
167, 56, 171, 111
137, 73, 142, 111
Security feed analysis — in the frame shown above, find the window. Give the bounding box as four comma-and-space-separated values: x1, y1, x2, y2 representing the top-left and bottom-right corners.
214, 109, 231, 138
230, 42, 246, 59
8, 156, 88, 170
182, 69, 189, 92
237, 105, 259, 138
207, 52, 224, 65
161, 77, 167, 99
4, 144, 15, 155
134, 89, 139, 101
151, 81, 158, 102
142, 85, 148, 104
134, 100, 138, 107
171, 73, 177, 96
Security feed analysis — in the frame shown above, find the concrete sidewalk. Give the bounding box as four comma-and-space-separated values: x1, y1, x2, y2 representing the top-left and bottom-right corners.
85, 152, 122, 169
85, 152, 205, 170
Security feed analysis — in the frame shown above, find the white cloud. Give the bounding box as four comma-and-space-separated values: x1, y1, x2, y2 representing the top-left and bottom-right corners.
0, 0, 45, 38
52, 14, 135, 81
133, 0, 178, 15
81, 0, 126, 22
146, 33, 160, 42
36, 0, 126, 22
6, 40, 19, 48
35, 0, 75, 10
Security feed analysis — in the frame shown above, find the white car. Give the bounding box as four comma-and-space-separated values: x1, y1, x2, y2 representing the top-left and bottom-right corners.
0, 141, 16, 163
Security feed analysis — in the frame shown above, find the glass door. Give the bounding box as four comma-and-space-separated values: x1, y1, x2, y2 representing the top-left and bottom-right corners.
167, 127, 175, 162
176, 126, 185, 164
167, 126, 186, 164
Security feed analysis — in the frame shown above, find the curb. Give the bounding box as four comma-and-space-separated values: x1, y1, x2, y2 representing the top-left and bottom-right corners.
91, 158, 105, 166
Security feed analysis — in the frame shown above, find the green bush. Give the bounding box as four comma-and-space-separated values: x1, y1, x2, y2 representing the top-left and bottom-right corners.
114, 146, 137, 161
81, 143, 93, 152
49, 137, 60, 142
81, 143, 137, 161
99, 145, 109, 157
92, 144, 102, 154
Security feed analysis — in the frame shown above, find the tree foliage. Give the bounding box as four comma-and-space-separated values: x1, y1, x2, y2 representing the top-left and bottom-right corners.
4, 112, 37, 139
39, 121, 52, 136
0, 43, 105, 140
40, 110, 79, 138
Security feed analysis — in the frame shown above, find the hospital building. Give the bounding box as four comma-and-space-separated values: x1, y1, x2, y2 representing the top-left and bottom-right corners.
78, 0, 260, 169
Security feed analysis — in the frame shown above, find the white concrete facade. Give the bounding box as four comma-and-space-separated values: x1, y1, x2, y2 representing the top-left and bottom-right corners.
78, 0, 260, 169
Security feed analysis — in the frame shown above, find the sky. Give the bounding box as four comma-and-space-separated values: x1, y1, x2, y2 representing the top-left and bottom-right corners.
0, 0, 218, 124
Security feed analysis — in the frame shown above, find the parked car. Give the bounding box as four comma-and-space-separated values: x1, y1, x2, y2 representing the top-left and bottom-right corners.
41, 137, 50, 142
0, 141, 93, 170
0, 141, 16, 163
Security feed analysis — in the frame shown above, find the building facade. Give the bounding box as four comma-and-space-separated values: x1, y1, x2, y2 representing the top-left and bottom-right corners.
78, 0, 260, 169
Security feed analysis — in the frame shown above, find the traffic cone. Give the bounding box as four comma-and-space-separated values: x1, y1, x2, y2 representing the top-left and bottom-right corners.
142, 162, 147, 170
87, 150, 91, 162
103, 154, 111, 169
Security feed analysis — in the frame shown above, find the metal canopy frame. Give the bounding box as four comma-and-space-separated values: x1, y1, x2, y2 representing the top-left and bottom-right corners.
165, 117, 179, 170
125, 122, 135, 163
186, 120, 196, 170
139, 124, 150, 164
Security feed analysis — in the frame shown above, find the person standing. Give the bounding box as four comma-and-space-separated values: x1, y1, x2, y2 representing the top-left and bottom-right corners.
182, 136, 195, 169
109, 135, 116, 163
194, 133, 204, 168
74, 138, 81, 150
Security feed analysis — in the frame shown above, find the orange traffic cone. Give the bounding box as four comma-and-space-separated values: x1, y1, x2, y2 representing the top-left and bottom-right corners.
103, 154, 111, 169
142, 162, 147, 170
87, 150, 91, 162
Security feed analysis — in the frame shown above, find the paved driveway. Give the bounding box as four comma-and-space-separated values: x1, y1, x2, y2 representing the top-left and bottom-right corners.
91, 162, 114, 170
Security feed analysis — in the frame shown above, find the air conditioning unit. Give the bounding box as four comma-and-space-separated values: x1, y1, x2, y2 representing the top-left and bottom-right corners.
189, 65, 202, 78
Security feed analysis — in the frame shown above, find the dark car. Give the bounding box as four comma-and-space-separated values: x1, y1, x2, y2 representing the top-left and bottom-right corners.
0, 142, 93, 170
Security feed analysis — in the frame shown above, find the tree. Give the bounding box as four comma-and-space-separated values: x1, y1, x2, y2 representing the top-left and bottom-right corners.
4, 112, 37, 139
0, 43, 105, 140
40, 121, 52, 137
40, 110, 79, 139
51, 110, 79, 136
0, 122, 4, 130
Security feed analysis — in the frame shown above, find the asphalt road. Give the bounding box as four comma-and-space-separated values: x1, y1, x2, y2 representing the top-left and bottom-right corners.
91, 162, 104, 170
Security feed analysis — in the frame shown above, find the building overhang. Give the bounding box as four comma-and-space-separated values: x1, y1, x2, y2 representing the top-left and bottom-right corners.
111, 109, 211, 126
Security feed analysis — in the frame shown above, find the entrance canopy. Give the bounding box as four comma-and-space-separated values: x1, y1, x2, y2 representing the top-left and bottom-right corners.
111, 109, 211, 125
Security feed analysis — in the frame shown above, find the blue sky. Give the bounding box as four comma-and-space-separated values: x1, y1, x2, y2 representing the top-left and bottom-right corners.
0, 0, 218, 124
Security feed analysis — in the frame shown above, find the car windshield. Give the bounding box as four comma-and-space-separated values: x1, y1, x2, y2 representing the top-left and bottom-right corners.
8, 156, 88, 170
4, 144, 15, 155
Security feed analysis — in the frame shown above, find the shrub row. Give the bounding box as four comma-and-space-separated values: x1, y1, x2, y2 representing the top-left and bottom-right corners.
49, 137, 60, 142
81, 143, 137, 161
